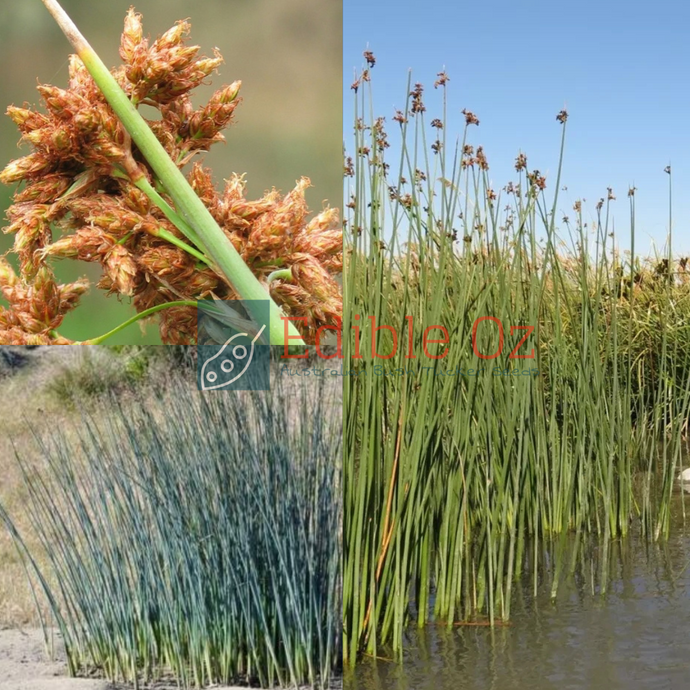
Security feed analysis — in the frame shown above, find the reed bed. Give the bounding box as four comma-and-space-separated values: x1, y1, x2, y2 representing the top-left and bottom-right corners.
0, 370, 342, 688
343, 63, 690, 663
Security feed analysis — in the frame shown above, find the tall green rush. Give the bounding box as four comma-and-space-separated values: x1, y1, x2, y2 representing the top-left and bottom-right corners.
343, 60, 690, 662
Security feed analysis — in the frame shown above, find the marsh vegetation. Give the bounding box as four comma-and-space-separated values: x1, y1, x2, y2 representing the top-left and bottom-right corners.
343, 59, 690, 664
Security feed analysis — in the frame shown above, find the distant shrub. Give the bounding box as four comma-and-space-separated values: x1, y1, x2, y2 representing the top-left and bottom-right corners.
46, 346, 198, 407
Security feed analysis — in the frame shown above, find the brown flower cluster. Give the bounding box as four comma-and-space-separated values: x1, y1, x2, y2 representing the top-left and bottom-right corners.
462, 109, 479, 126
528, 170, 547, 194
515, 152, 527, 172
0, 8, 341, 344
410, 83, 425, 114
460, 144, 489, 171
434, 71, 449, 89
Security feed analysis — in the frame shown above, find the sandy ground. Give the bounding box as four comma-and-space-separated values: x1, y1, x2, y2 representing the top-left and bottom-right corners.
0, 628, 302, 690
0, 628, 108, 690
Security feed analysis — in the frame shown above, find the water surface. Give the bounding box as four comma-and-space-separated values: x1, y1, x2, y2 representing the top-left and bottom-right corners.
348, 492, 690, 690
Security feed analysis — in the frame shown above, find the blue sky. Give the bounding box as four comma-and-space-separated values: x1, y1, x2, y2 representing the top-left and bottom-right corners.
343, 0, 690, 256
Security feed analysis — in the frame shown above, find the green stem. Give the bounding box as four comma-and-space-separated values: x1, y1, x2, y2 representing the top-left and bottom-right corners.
128, 173, 205, 250
40, 0, 303, 347
267, 268, 293, 283
77, 300, 198, 345
152, 227, 212, 266
115, 223, 210, 267
114, 171, 215, 267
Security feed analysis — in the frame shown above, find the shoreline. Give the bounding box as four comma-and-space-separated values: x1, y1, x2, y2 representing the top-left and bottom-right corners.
0, 628, 342, 690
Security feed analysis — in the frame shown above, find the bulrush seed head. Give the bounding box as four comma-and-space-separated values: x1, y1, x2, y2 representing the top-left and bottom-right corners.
0, 7, 341, 345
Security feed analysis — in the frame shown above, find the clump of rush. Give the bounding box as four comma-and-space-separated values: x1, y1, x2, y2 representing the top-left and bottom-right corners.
343, 50, 690, 664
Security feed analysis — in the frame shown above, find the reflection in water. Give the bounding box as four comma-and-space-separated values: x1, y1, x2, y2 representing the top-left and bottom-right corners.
348, 489, 690, 690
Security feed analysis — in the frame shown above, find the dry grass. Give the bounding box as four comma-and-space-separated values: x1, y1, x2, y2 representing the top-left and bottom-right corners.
0, 352, 77, 627
0, 347, 177, 626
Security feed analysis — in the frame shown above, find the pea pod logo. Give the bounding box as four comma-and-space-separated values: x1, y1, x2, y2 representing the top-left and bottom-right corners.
196, 300, 271, 391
